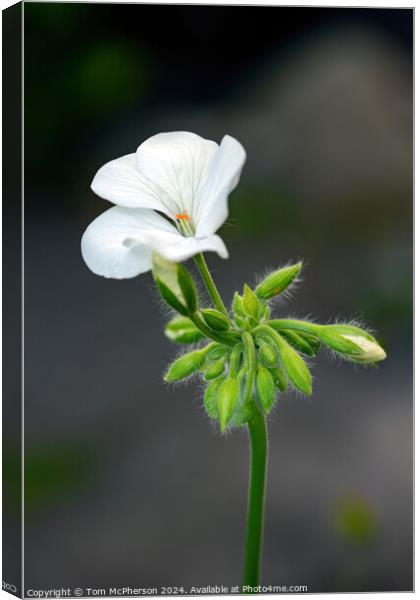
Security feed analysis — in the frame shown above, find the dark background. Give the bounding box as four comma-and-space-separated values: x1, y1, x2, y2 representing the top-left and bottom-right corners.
18, 4, 413, 593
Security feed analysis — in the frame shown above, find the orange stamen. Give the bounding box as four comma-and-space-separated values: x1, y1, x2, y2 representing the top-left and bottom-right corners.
175, 210, 190, 221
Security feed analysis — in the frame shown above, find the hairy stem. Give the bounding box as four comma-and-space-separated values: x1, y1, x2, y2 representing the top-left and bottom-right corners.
195, 253, 229, 317
244, 407, 268, 588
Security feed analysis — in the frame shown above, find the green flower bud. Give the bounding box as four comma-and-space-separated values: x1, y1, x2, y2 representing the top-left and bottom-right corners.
242, 284, 260, 320
234, 315, 247, 329
318, 328, 367, 356
256, 366, 276, 413
259, 326, 312, 395
258, 343, 279, 368
233, 369, 255, 426
205, 345, 229, 363
177, 265, 197, 313
217, 377, 241, 432
255, 262, 302, 300
201, 308, 231, 332
258, 299, 270, 320
228, 343, 243, 378
204, 377, 224, 420
344, 336, 386, 363
232, 292, 245, 317
204, 359, 226, 381
279, 330, 316, 357
319, 326, 386, 363
269, 364, 289, 392
164, 316, 204, 344
165, 345, 213, 382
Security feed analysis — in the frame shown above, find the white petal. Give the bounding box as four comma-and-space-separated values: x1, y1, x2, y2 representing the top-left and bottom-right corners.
81, 206, 176, 279
137, 230, 229, 263
91, 154, 177, 216
136, 132, 218, 220
195, 135, 246, 237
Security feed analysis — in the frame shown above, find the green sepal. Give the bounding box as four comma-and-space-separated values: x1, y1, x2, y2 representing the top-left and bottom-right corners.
279, 330, 316, 357
201, 308, 231, 332
256, 366, 276, 413
242, 284, 260, 320
164, 316, 204, 344
217, 377, 241, 432
164, 344, 214, 382
255, 262, 302, 300
204, 377, 224, 420
321, 324, 375, 342
177, 265, 198, 313
318, 329, 364, 355
155, 279, 189, 316
204, 359, 226, 381
294, 331, 321, 356
152, 253, 188, 316
268, 319, 320, 336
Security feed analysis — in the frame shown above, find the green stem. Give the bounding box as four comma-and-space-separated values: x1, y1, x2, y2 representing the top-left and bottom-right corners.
244, 407, 268, 588
195, 253, 229, 317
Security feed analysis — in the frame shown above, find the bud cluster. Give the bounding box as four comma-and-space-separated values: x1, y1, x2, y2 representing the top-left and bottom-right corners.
153, 255, 386, 432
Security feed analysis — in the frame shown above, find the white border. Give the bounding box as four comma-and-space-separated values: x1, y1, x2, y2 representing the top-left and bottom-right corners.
0, 1, 414, 599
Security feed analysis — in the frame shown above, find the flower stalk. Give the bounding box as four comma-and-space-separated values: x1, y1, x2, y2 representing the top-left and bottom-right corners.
195, 252, 229, 317
244, 408, 268, 588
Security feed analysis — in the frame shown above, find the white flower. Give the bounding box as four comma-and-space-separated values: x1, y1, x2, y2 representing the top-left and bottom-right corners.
81, 131, 246, 279
342, 335, 387, 363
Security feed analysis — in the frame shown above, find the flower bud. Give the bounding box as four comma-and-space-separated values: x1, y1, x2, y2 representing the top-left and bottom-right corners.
242, 284, 260, 320
204, 377, 224, 420
269, 365, 289, 392
201, 308, 231, 332
165, 316, 204, 344
204, 359, 226, 381
318, 328, 366, 356
232, 292, 245, 317
340, 335, 386, 363
261, 327, 312, 395
258, 300, 270, 320
233, 369, 255, 426
256, 366, 276, 413
258, 343, 279, 368
164, 346, 210, 382
206, 345, 228, 363
318, 325, 386, 363
217, 377, 241, 432
255, 262, 302, 300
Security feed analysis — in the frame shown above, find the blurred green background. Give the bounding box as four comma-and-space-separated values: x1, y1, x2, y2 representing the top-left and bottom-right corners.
18, 3, 412, 593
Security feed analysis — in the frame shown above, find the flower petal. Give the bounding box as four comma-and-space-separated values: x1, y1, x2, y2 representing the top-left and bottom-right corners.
195, 135, 246, 237
91, 154, 177, 215
136, 132, 218, 220
81, 206, 176, 279
137, 230, 229, 263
